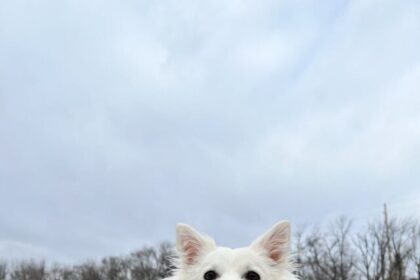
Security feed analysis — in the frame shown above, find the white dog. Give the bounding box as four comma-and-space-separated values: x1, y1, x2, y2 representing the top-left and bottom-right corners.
166, 220, 296, 280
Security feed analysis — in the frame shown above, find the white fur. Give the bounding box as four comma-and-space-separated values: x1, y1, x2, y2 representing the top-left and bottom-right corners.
166, 221, 297, 280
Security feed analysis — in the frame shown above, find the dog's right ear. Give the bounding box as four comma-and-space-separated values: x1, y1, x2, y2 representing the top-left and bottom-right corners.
176, 223, 216, 266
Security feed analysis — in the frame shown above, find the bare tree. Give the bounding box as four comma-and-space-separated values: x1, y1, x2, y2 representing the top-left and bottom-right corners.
47, 264, 62, 280
10, 260, 47, 280
129, 247, 160, 280
354, 205, 419, 280
410, 222, 420, 280
77, 262, 102, 280
294, 225, 308, 279
101, 256, 130, 280
330, 217, 356, 280
354, 224, 380, 280
0, 261, 7, 280
301, 217, 356, 280
304, 228, 325, 280
386, 218, 413, 280
156, 242, 176, 278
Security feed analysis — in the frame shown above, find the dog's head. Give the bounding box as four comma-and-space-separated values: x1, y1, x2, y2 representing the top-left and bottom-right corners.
173, 221, 295, 280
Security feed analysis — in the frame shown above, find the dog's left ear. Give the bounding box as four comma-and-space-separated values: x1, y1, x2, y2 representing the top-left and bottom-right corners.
176, 223, 216, 266
251, 220, 290, 264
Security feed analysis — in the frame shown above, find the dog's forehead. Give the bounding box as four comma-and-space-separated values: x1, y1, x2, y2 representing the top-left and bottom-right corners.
202, 247, 262, 269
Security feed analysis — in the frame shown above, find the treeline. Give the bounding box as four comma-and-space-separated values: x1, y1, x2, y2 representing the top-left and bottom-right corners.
0, 243, 174, 280
295, 212, 419, 280
0, 208, 419, 280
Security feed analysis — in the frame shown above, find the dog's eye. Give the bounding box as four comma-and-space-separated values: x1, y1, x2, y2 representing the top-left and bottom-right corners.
204, 270, 218, 280
244, 271, 260, 280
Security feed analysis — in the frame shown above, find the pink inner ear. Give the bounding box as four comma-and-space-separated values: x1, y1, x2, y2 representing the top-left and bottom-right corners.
183, 239, 201, 265
269, 249, 281, 262
264, 232, 286, 262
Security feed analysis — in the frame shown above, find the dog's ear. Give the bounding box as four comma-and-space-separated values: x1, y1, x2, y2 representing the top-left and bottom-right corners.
176, 223, 216, 266
251, 220, 290, 264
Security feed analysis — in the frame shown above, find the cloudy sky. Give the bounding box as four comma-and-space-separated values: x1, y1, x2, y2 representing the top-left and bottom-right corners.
1, 0, 420, 263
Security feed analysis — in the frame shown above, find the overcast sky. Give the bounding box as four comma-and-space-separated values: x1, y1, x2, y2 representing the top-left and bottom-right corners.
1, 0, 420, 263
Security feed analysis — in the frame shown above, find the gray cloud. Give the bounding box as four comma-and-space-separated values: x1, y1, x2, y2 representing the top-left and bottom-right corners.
0, 0, 419, 262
